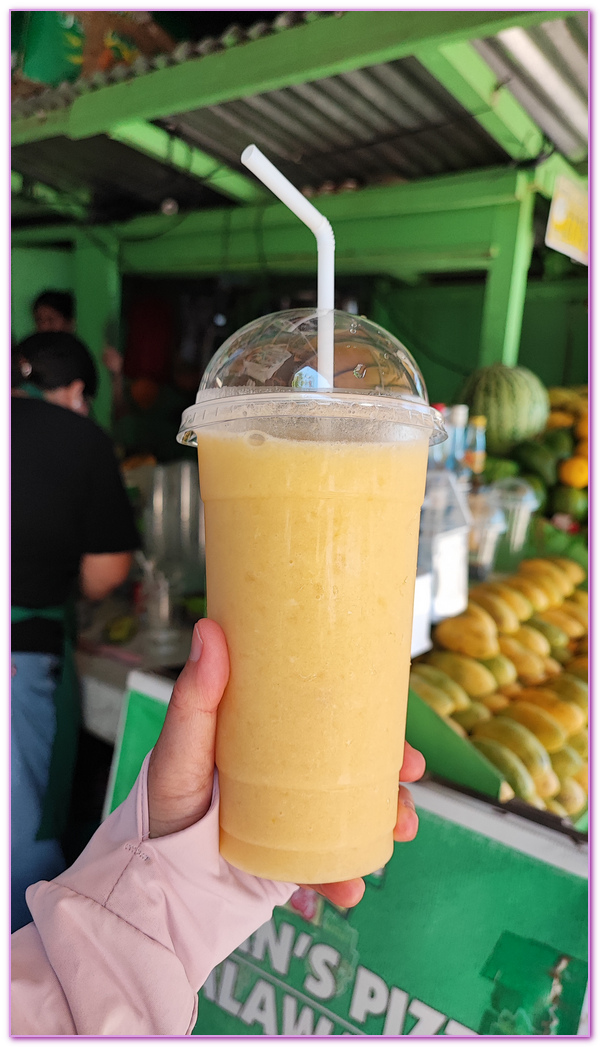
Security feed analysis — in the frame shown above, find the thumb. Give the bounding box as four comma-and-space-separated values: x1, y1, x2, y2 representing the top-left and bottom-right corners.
147, 618, 230, 837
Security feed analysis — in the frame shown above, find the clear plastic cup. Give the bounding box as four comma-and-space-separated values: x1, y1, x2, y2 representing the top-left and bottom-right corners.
178, 309, 445, 883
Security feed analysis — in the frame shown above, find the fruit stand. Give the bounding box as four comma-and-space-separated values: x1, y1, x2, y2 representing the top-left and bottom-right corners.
12, 10, 588, 1036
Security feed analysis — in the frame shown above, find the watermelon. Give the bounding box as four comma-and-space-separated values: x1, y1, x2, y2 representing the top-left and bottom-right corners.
461, 364, 549, 455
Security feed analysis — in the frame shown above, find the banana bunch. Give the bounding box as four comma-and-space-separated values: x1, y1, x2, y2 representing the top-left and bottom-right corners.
412, 555, 588, 822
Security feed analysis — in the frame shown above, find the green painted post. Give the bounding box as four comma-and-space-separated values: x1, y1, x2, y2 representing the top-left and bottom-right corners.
479, 187, 535, 367
73, 230, 120, 430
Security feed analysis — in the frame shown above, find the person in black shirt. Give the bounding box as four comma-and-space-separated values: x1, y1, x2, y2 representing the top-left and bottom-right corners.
11, 332, 140, 931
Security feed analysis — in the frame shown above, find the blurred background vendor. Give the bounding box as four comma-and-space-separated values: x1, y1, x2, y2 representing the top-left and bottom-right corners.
11, 331, 140, 932
32, 289, 75, 333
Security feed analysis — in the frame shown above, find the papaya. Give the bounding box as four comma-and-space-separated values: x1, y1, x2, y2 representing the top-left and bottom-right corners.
550, 746, 584, 782
545, 410, 576, 430
410, 664, 471, 711
569, 588, 588, 608
545, 799, 568, 818
561, 599, 588, 630
542, 656, 562, 679
514, 624, 550, 658
547, 673, 588, 715
514, 689, 585, 736
572, 762, 588, 794
536, 608, 585, 640
499, 682, 523, 699
433, 610, 499, 660
502, 701, 567, 753
468, 590, 520, 635
409, 673, 455, 717
498, 636, 547, 686
547, 556, 586, 586
566, 656, 588, 682
518, 558, 574, 597
473, 582, 533, 622
528, 615, 570, 649
480, 692, 511, 713
470, 738, 540, 804
422, 651, 497, 698
550, 645, 572, 666
516, 570, 563, 608
554, 778, 587, 817
465, 601, 499, 635
479, 653, 518, 689
452, 702, 492, 732
568, 729, 588, 759
532, 767, 561, 799
471, 715, 551, 777
504, 575, 550, 612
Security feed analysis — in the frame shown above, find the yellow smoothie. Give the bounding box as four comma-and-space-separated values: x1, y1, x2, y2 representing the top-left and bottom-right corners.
197, 423, 429, 883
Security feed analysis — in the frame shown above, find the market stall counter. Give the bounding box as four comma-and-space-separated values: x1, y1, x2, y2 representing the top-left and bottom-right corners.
101, 668, 588, 1038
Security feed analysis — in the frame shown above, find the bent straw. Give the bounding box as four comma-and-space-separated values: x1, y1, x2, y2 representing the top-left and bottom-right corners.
241, 144, 335, 388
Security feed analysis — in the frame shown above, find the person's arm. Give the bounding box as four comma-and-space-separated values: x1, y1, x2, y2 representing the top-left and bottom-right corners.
11, 620, 425, 1036
103, 345, 128, 423
11, 755, 295, 1036
79, 550, 133, 601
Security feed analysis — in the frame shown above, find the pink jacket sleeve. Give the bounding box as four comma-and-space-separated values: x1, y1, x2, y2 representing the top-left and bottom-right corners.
11, 755, 296, 1035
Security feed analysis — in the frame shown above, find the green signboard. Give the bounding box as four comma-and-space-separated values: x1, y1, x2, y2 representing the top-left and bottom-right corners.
106, 679, 588, 1036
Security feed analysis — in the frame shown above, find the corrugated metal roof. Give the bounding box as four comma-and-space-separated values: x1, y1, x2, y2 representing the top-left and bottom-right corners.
159, 55, 508, 194
11, 134, 227, 223
10, 12, 335, 118
11, 12, 587, 225
472, 14, 588, 162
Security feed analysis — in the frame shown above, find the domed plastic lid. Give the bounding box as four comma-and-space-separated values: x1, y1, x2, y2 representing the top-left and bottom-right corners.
178, 308, 445, 445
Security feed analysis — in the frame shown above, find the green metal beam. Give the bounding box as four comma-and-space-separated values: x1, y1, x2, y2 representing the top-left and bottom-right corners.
65, 10, 573, 139
11, 224, 79, 245
479, 186, 535, 366
113, 166, 525, 245
108, 120, 267, 205
416, 41, 544, 160
11, 106, 71, 147
117, 198, 497, 276
532, 152, 587, 199
10, 172, 88, 220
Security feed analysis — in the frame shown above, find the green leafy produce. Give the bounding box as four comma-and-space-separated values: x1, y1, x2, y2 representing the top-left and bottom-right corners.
482, 456, 520, 484
542, 428, 575, 461
551, 485, 588, 522
512, 441, 557, 487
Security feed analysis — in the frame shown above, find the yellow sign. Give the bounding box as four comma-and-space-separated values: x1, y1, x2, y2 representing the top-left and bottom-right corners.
545, 176, 588, 266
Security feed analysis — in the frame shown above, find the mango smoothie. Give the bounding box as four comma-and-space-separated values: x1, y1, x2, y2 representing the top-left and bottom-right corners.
197, 423, 429, 883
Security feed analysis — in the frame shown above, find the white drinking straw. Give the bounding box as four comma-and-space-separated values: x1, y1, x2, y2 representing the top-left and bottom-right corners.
241, 144, 335, 388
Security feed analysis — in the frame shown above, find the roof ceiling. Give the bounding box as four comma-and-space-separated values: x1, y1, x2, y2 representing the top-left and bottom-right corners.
11, 11, 588, 228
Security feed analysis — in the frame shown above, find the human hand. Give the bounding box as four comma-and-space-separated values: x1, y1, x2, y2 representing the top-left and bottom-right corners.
147, 619, 426, 908
102, 345, 123, 376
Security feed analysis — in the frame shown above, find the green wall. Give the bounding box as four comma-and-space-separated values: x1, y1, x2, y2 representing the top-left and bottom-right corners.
370, 277, 588, 404
11, 246, 74, 342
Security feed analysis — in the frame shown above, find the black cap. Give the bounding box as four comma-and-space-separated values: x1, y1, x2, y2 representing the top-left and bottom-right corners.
16, 331, 98, 400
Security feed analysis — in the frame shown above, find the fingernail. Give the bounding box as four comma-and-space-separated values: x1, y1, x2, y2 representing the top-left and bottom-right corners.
190, 624, 203, 662
402, 797, 416, 812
